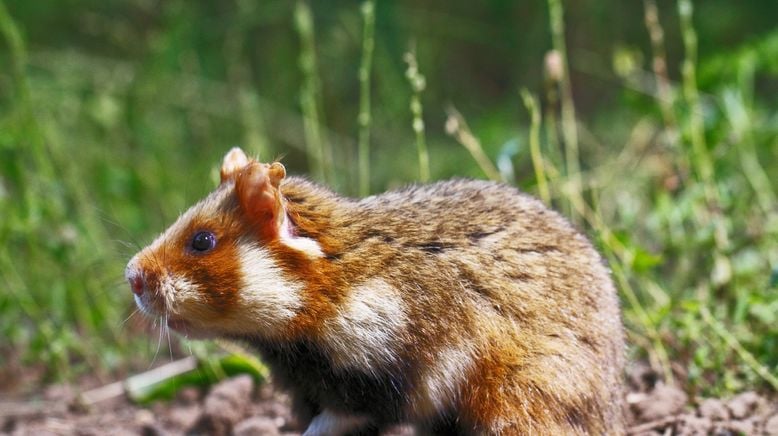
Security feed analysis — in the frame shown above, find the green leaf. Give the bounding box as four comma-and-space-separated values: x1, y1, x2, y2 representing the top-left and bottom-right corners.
127, 354, 268, 405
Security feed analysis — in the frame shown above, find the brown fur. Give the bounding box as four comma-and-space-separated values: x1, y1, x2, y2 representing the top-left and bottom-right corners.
127, 149, 625, 435
274, 178, 625, 434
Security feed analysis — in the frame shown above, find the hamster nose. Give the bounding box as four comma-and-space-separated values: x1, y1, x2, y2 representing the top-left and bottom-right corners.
129, 275, 144, 296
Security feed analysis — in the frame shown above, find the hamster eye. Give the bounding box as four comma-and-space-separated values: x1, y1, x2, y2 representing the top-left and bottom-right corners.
191, 231, 216, 252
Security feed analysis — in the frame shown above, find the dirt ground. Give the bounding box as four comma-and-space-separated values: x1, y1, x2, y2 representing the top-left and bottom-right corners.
2, 364, 778, 435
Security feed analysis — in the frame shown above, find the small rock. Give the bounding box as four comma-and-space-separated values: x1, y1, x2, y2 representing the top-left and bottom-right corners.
764, 413, 778, 435
113, 429, 143, 436
710, 424, 736, 436
233, 416, 280, 436
139, 422, 168, 436
254, 400, 292, 420
176, 387, 201, 405
626, 363, 660, 393
724, 418, 757, 435
675, 414, 712, 436
726, 391, 765, 419
134, 409, 156, 427
166, 405, 201, 429
698, 398, 729, 421
630, 383, 688, 422
2, 416, 15, 433
189, 375, 255, 436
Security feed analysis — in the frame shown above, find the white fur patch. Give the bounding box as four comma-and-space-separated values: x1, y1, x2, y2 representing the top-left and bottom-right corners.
279, 215, 324, 258
217, 244, 303, 336
161, 275, 201, 315
127, 267, 201, 318
303, 410, 370, 436
322, 278, 406, 370
221, 147, 250, 176
421, 342, 475, 414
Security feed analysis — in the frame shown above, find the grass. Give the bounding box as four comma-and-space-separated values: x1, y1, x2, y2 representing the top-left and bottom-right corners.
403, 48, 430, 183
0, 0, 776, 398
357, 0, 376, 196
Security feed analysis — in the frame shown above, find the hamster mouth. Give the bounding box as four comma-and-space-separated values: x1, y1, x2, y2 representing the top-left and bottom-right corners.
165, 317, 213, 339
166, 318, 189, 331
133, 294, 187, 331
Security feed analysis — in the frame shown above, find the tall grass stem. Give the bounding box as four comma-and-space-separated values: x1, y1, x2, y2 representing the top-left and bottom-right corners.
357, 0, 376, 196
678, 0, 731, 285
295, 1, 332, 183
700, 306, 778, 391
404, 50, 430, 182
520, 89, 550, 204
547, 0, 581, 222
643, 0, 679, 149
444, 107, 502, 183
677, 0, 713, 188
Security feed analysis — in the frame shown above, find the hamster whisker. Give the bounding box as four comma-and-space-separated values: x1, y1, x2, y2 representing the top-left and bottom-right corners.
119, 308, 140, 329
149, 315, 165, 369
165, 310, 174, 361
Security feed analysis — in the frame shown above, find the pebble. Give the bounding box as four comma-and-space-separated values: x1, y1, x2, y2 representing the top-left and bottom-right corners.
166, 404, 201, 429
698, 398, 729, 421
630, 383, 688, 421
726, 391, 764, 419
175, 386, 202, 405
675, 414, 712, 436
234, 416, 281, 436
725, 418, 757, 435
190, 375, 255, 436
764, 413, 778, 435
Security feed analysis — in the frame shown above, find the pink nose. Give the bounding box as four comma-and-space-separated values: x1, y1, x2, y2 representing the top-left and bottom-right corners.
130, 275, 144, 296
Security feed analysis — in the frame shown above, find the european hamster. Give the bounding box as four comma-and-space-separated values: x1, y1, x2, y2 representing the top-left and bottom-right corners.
126, 147, 625, 435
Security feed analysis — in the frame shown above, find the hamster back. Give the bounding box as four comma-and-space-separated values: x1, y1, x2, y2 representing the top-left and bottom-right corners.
126, 148, 625, 435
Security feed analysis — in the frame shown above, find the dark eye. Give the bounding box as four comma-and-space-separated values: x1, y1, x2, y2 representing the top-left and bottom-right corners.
191, 231, 216, 252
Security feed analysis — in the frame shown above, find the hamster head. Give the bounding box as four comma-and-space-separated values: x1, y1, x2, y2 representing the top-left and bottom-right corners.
125, 148, 323, 339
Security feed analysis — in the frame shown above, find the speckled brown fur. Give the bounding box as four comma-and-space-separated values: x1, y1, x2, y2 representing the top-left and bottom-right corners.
127, 149, 625, 435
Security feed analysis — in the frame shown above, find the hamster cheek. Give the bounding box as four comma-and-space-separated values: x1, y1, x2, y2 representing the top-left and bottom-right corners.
213, 244, 305, 338
160, 274, 203, 315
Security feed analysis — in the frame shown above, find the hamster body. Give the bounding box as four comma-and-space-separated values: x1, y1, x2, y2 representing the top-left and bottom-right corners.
126, 148, 625, 435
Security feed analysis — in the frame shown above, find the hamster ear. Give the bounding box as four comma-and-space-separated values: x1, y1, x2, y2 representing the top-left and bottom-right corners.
235, 161, 287, 239
221, 147, 251, 183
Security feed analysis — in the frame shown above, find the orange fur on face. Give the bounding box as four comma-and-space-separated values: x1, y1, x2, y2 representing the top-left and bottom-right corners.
131, 155, 343, 340
129, 196, 248, 328
164, 217, 243, 312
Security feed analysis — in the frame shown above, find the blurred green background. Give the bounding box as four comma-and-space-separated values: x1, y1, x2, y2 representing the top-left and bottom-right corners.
1, 0, 776, 396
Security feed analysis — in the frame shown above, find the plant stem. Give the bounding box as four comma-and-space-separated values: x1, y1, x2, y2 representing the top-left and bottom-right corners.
294, 1, 331, 183
444, 107, 502, 183
404, 49, 430, 182
643, 0, 680, 150
700, 305, 778, 391
677, 0, 713, 188
520, 89, 550, 204
547, 0, 581, 222
357, 0, 376, 196
678, 0, 731, 287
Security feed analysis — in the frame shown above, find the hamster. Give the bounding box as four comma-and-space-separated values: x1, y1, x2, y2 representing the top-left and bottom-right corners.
126, 147, 625, 435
